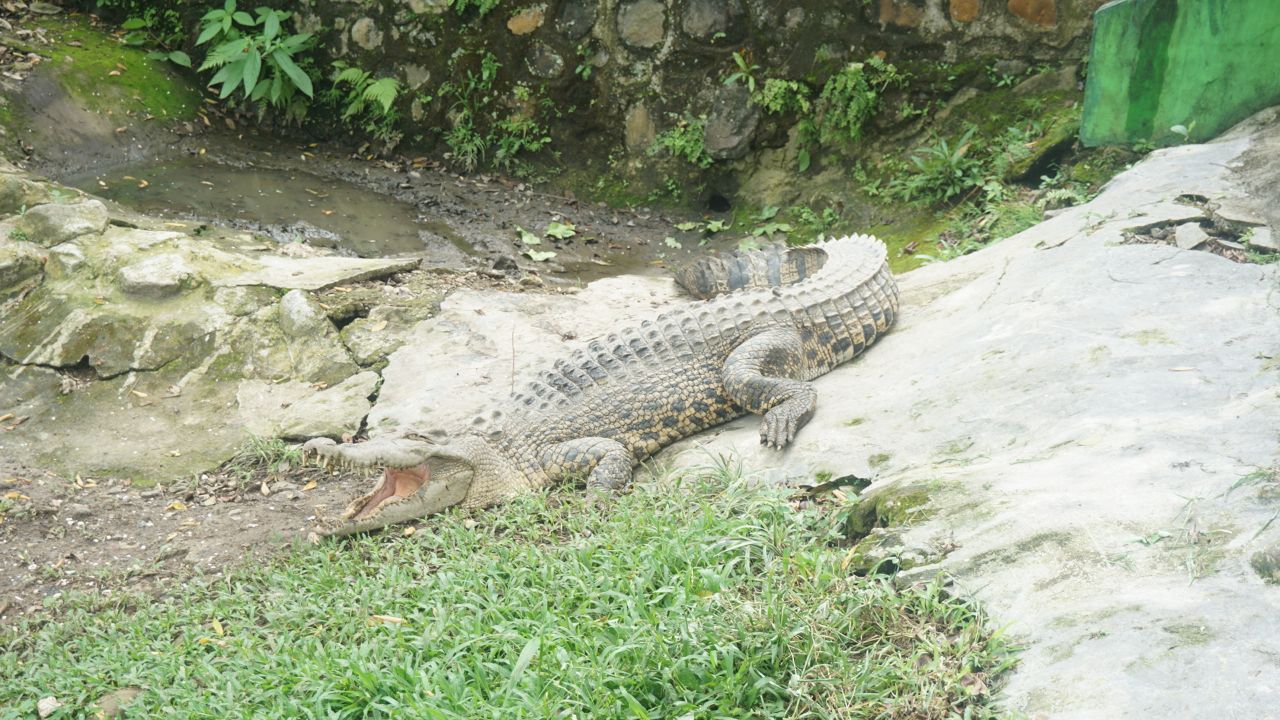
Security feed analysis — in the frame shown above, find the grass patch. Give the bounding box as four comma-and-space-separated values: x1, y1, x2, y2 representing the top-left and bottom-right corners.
0, 456, 1016, 719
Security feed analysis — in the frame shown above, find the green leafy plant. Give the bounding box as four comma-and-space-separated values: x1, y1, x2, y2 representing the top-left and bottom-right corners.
723, 50, 761, 92
439, 52, 552, 173
817, 57, 903, 146
674, 221, 701, 231
649, 115, 713, 168
887, 127, 985, 204
664, 237, 682, 249
196, 0, 316, 123
705, 219, 730, 232
230, 434, 305, 474
573, 41, 594, 80
1170, 121, 1197, 143
48, 188, 78, 204
7, 229, 28, 242
755, 78, 811, 115
792, 205, 840, 234
452, 0, 501, 18
119, 13, 190, 67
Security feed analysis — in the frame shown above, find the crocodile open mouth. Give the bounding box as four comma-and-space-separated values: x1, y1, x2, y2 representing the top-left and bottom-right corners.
353, 463, 431, 520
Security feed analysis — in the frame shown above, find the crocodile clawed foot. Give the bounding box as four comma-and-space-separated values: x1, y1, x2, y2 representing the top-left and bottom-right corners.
760, 413, 798, 450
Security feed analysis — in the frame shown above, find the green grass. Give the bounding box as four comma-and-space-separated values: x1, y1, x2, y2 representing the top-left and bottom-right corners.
229, 433, 307, 474
0, 455, 1017, 719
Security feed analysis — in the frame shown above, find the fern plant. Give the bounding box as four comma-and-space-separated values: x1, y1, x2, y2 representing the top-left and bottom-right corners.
325, 62, 403, 146
817, 57, 903, 145
196, 0, 316, 123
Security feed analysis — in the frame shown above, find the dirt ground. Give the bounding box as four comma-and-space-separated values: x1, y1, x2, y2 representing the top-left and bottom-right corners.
0, 452, 384, 623
0, 257, 590, 626
0, 1, 747, 628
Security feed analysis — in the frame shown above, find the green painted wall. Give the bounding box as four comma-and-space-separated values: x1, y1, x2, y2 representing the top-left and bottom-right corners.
1080, 0, 1280, 147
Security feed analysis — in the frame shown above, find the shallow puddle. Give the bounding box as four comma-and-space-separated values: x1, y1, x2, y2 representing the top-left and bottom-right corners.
64, 157, 447, 257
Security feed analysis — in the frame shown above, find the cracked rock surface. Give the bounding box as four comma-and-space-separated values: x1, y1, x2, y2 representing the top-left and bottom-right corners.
0, 160, 536, 479
354, 108, 1280, 719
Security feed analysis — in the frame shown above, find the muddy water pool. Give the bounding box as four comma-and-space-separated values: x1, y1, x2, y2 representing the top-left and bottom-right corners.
64, 157, 468, 257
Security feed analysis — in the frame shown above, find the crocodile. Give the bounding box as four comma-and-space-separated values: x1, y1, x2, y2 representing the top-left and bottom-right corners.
304, 234, 899, 536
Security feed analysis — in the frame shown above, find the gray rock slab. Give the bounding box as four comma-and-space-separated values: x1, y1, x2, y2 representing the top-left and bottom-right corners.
617, 0, 665, 48
682, 0, 742, 40
17, 200, 109, 246
235, 379, 320, 438
117, 253, 204, 300
45, 242, 85, 279
213, 256, 419, 291
341, 305, 421, 366
0, 172, 52, 214
358, 109, 1280, 719
0, 240, 43, 294
278, 289, 331, 338
1173, 221, 1210, 249
704, 82, 760, 161
1249, 225, 1278, 251
1012, 65, 1078, 96
276, 371, 380, 440
557, 0, 595, 40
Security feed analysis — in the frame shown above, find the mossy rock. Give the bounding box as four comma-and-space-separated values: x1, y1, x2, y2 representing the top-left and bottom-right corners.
841, 483, 934, 540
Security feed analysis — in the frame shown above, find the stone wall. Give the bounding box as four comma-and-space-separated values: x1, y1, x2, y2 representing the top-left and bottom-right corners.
291, 0, 1103, 199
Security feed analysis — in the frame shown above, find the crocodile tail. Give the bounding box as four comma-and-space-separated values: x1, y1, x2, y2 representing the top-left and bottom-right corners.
671, 243, 828, 299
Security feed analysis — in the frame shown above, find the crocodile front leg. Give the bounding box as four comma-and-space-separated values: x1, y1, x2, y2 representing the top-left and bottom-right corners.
722, 325, 817, 450
541, 438, 635, 492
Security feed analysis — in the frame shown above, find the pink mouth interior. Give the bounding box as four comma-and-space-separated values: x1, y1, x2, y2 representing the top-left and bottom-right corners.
354, 463, 430, 520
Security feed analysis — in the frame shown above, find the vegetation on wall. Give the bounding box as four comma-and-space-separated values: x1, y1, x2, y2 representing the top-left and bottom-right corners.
436, 50, 553, 173
325, 61, 403, 148
195, 0, 316, 124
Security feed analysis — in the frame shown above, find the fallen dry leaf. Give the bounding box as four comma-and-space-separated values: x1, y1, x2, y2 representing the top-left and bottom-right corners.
131, 390, 148, 398
370, 615, 406, 624
165, 450, 181, 457
370, 320, 388, 332
403, 526, 416, 536
107, 70, 120, 76
303, 481, 317, 491
1170, 367, 1196, 372
1077, 436, 1104, 446
137, 180, 148, 188
321, 210, 334, 215
0, 413, 12, 423
260, 482, 271, 497
4, 492, 29, 499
